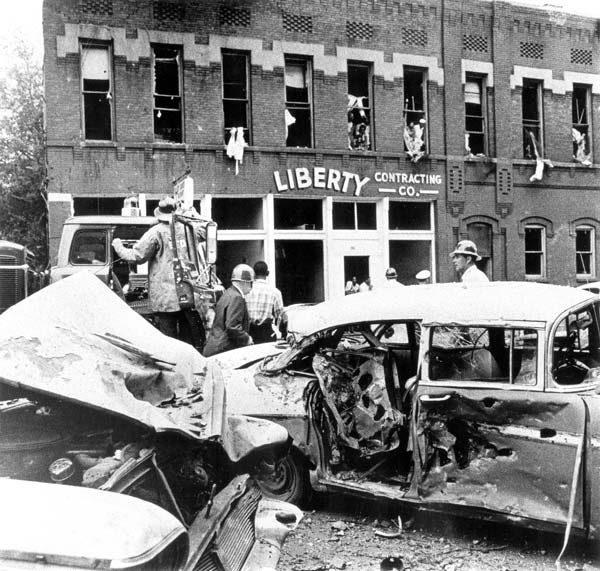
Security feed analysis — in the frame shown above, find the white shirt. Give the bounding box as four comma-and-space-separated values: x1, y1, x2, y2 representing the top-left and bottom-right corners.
461, 265, 489, 283
381, 279, 404, 288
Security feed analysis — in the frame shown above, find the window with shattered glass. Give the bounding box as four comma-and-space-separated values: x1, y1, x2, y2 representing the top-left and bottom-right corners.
153, 45, 182, 143
552, 304, 600, 385
403, 67, 427, 159
332, 201, 376, 230
429, 325, 539, 385
284, 57, 312, 147
347, 61, 372, 151
572, 84, 592, 165
81, 42, 113, 140
576, 226, 595, 278
222, 50, 250, 144
522, 79, 543, 160
464, 75, 485, 156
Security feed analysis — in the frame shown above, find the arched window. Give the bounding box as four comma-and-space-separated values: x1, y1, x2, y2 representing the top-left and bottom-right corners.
575, 225, 595, 277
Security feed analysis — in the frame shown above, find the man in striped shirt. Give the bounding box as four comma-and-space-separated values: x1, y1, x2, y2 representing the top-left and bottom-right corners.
246, 261, 284, 344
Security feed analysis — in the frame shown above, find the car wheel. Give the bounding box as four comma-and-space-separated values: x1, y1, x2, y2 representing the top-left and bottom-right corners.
255, 449, 310, 506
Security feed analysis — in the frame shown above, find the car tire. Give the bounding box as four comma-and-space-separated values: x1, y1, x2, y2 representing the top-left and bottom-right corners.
255, 449, 311, 506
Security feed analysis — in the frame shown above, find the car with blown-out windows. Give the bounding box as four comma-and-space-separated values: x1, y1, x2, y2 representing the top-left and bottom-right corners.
0, 271, 301, 571
217, 282, 600, 545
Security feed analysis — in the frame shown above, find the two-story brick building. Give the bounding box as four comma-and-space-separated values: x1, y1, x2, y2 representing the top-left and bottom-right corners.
43, 0, 600, 303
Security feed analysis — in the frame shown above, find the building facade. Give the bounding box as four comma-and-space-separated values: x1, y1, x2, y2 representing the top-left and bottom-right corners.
43, 0, 600, 304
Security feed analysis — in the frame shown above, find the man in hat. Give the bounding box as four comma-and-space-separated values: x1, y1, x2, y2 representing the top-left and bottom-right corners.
246, 261, 284, 344
382, 267, 404, 288
111, 197, 202, 346
203, 263, 254, 356
450, 240, 489, 283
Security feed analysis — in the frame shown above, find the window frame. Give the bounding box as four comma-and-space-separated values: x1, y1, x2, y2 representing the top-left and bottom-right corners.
524, 224, 546, 279
152, 44, 183, 143
464, 74, 486, 156
284, 56, 313, 148
222, 50, 251, 145
80, 40, 114, 142
332, 201, 377, 231
403, 66, 428, 156
575, 225, 595, 278
572, 84, 592, 164
522, 79, 544, 160
347, 60, 373, 151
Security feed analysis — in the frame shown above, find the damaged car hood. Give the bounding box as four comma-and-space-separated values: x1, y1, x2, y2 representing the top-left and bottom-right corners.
0, 271, 223, 441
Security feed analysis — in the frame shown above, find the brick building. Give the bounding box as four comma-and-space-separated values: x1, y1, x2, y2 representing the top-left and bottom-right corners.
43, 0, 600, 303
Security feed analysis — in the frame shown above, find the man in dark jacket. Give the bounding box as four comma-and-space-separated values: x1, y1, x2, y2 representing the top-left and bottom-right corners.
203, 264, 254, 356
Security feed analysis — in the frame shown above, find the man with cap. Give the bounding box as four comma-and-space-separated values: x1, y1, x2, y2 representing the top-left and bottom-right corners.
450, 240, 489, 283
246, 260, 284, 344
382, 267, 404, 288
415, 269, 431, 285
111, 197, 202, 347
203, 263, 254, 357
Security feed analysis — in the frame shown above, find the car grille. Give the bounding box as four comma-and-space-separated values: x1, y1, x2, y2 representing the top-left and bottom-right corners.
0, 255, 25, 313
193, 485, 261, 571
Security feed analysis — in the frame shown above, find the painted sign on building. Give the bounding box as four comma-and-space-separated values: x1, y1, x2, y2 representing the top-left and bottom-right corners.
272, 167, 443, 199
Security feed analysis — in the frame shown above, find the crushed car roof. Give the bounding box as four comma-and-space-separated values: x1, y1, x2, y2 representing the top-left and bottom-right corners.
296, 282, 596, 336
0, 271, 221, 440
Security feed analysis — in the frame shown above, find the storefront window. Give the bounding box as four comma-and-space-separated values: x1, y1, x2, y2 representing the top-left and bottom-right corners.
333, 202, 376, 230
388, 202, 430, 230
212, 198, 263, 230
389, 240, 431, 285
275, 239, 324, 304
274, 198, 322, 230
216, 239, 264, 288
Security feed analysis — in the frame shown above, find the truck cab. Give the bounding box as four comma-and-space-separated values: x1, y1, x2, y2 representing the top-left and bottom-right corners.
51, 216, 158, 317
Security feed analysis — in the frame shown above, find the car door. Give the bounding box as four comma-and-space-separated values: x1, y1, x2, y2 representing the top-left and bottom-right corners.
412, 323, 586, 530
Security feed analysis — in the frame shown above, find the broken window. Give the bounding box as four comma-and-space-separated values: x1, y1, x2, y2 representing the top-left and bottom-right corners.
572, 84, 592, 165
332, 202, 376, 230
522, 79, 543, 160
81, 42, 112, 140
576, 226, 595, 277
429, 326, 539, 385
285, 57, 312, 147
552, 304, 600, 385
153, 45, 182, 143
464, 75, 486, 156
524, 225, 546, 278
211, 197, 263, 230
347, 62, 372, 151
403, 67, 427, 162
222, 50, 250, 144
274, 198, 322, 230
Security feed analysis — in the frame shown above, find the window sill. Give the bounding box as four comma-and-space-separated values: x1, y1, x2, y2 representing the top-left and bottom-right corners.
575, 277, 597, 283
523, 276, 549, 283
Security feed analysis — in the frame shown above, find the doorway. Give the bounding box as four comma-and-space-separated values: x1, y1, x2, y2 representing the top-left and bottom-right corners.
344, 256, 370, 289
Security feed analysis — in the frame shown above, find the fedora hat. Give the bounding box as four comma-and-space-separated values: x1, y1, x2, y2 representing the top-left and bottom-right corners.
154, 197, 176, 222
450, 240, 481, 261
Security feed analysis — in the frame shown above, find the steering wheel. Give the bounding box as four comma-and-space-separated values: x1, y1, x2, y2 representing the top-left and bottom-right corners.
553, 329, 590, 376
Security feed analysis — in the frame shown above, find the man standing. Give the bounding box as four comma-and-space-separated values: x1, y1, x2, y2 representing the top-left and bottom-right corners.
382, 267, 404, 288
111, 197, 201, 347
203, 264, 254, 356
450, 240, 489, 283
246, 261, 284, 344
359, 276, 373, 292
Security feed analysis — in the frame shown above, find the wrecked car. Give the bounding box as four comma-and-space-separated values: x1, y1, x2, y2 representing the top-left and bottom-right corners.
219, 282, 600, 542
0, 271, 301, 571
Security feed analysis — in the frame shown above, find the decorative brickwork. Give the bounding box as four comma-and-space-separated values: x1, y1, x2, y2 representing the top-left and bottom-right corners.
346, 21, 373, 40
463, 34, 488, 53
402, 28, 427, 47
282, 11, 312, 33
80, 0, 113, 15
571, 47, 592, 65
219, 6, 251, 27
519, 41, 544, 59
153, 2, 184, 22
